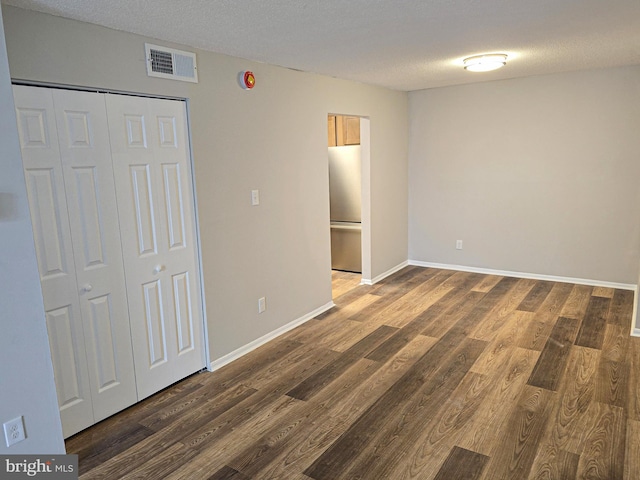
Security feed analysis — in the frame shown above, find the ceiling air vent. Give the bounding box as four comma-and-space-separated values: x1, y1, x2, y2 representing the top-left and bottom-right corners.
145, 43, 198, 83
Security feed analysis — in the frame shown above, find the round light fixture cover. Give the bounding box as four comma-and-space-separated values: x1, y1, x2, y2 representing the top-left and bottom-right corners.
463, 54, 508, 72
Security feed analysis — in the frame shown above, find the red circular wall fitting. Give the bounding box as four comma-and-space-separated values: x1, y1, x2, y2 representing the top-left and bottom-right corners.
241, 71, 256, 90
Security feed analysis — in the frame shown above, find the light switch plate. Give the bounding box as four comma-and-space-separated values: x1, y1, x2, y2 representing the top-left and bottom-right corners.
258, 296, 266, 313
251, 189, 260, 206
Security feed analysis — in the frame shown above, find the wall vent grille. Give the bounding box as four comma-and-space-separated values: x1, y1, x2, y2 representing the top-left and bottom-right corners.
145, 44, 198, 83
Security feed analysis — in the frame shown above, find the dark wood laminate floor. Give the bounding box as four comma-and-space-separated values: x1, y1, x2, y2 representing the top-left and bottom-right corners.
66, 267, 640, 479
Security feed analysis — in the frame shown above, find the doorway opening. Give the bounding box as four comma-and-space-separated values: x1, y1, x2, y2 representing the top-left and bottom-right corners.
327, 114, 371, 298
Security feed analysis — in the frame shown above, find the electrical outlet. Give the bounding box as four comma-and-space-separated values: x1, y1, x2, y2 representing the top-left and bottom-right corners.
251, 189, 260, 206
456, 240, 463, 250
258, 297, 266, 313
3, 416, 26, 447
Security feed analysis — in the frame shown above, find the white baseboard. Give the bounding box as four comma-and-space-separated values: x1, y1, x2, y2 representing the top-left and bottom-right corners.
361, 260, 409, 286
210, 301, 335, 371
411, 260, 639, 335
409, 260, 636, 291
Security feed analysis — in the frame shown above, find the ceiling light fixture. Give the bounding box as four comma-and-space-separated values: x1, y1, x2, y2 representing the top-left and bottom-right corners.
463, 53, 508, 72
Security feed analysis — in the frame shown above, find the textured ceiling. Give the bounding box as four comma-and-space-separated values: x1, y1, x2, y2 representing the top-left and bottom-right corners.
3, 0, 640, 91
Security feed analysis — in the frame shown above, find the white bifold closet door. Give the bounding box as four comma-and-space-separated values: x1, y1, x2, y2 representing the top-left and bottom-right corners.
105, 94, 205, 400
14, 85, 205, 436
13, 86, 137, 437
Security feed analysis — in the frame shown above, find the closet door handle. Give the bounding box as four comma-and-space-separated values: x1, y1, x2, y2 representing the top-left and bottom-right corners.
81, 284, 93, 293
153, 265, 165, 275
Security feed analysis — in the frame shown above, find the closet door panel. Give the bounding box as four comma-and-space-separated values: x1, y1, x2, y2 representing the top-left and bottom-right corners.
130, 164, 158, 256
150, 99, 203, 369
46, 306, 83, 406
13, 85, 94, 438
162, 163, 186, 250
107, 94, 205, 399
52, 89, 138, 422
172, 271, 195, 354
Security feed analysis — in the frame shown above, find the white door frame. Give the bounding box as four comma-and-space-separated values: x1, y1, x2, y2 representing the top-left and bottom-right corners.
360, 117, 372, 283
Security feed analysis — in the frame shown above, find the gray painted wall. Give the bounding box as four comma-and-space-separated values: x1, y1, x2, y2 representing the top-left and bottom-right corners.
409, 66, 640, 286
0, 5, 64, 454
2, 5, 409, 362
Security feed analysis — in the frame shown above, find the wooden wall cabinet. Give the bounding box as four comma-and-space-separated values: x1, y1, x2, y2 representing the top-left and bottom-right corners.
328, 115, 360, 146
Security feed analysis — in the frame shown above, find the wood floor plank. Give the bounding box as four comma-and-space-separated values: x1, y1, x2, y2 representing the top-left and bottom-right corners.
179, 348, 341, 453
65, 267, 637, 480
164, 397, 307, 479
199, 339, 305, 391
287, 294, 380, 345
343, 340, 488, 480
176, 339, 426, 479
305, 337, 487, 480
537, 346, 599, 457
592, 286, 615, 298
574, 402, 626, 480
527, 448, 580, 480
517, 282, 574, 351
559, 284, 594, 320
331, 270, 362, 298
517, 280, 554, 312
252, 335, 439, 479
469, 278, 537, 342
225, 401, 330, 478
527, 317, 580, 391
211, 354, 413, 479
66, 379, 203, 455
370, 265, 434, 296
433, 446, 489, 480
602, 323, 630, 363
624, 419, 640, 480
323, 321, 389, 353
322, 292, 381, 324
138, 383, 254, 433
627, 337, 640, 421
575, 296, 612, 349
457, 347, 540, 456
74, 422, 155, 476
421, 290, 486, 338
242, 343, 341, 391
130, 384, 261, 464
594, 358, 629, 408
607, 289, 634, 328
482, 386, 555, 480
286, 324, 397, 401
366, 286, 477, 363
472, 274, 504, 293
471, 311, 533, 375
206, 465, 250, 480
385, 371, 493, 480
348, 267, 441, 321
421, 276, 520, 342
80, 423, 194, 479
349, 269, 456, 328
119, 443, 199, 480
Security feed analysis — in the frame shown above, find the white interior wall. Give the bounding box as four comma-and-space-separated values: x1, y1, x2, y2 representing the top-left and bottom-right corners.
2, 5, 409, 363
409, 66, 640, 289
0, 4, 64, 454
